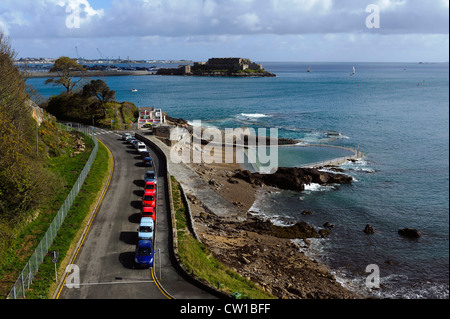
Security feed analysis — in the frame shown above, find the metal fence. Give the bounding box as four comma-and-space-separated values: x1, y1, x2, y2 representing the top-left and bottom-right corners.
7, 124, 98, 299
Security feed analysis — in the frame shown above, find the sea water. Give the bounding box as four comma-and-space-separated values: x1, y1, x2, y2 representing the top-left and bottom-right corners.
28, 62, 449, 299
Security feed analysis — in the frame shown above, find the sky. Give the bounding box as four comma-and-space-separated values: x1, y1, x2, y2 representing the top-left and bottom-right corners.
0, 0, 448, 62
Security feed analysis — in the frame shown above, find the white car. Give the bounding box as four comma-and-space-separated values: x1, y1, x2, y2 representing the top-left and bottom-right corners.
136, 142, 148, 153
122, 133, 131, 141
132, 140, 140, 149
138, 217, 154, 240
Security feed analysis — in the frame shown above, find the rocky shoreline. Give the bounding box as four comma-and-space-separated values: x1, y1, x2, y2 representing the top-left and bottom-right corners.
185, 159, 363, 299
160, 116, 365, 299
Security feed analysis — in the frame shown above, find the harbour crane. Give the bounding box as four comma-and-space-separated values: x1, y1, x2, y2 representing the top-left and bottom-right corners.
97, 48, 109, 62
75, 46, 84, 64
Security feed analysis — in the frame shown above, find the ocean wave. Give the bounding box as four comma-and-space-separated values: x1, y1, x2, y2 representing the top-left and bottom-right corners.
239, 113, 271, 119
331, 268, 449, 299
304, 183, 336, 193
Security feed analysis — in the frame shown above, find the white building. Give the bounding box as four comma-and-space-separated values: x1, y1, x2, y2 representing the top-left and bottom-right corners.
138, 107, 165, 129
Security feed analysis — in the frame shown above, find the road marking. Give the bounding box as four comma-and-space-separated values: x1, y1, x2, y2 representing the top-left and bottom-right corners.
75, 280, 155, 287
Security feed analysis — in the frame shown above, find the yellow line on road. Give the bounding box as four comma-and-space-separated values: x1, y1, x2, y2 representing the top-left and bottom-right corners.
151, 266, 173, 299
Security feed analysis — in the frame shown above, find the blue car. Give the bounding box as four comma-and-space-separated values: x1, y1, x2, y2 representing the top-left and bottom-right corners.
135, 240, 154, 268
143, 157, 153, 167
141, 151, 151, 159
144, 170, 157, 184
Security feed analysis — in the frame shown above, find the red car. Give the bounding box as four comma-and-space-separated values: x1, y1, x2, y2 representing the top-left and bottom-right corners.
142, 192, 156, 208
144, 181, 157, 196
141, 206, 156, 221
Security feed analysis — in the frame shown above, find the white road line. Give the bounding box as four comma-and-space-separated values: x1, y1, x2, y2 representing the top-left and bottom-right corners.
72, 280, 155, 287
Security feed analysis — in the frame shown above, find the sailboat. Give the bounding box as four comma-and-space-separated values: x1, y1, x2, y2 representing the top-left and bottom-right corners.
307, 66, 311, 73
350, 66, 356, 76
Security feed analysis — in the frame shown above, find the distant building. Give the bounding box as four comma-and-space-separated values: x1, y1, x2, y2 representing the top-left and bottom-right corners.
138, 107, 164, 128
204, 58, 263, 71
157, 58, 273, 77
156, 65, 191, 75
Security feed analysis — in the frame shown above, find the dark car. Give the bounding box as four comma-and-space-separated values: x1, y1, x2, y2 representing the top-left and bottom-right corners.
134, 240, 154, 268
141, 151, 151, 159
143, 157, 153, 167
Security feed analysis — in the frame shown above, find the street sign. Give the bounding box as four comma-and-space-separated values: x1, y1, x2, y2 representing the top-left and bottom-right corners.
52, 251, 59, 281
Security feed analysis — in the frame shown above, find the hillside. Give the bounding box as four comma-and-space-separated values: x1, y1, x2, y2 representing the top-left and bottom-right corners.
43, 90, 139, 130
1, 33, 97, 295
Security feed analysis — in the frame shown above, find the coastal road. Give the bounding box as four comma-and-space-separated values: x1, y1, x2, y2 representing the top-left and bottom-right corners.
57, 128, 216, 299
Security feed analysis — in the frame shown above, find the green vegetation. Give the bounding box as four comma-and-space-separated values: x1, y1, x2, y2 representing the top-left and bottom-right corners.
45, 56, 87, 94
0, 33, 111, 299
25, 142, 110, 299
237, 68, 266, 74
43, 79, 139, 130
170, 176, 274, 299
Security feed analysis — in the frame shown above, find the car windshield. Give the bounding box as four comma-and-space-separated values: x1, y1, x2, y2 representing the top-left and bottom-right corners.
137, 247, 152, 255
144, 196, 154, 201
139, 145, 146, 149
145, 184, 155, 190
146, 173, 155, 179
139, 226, 153, 233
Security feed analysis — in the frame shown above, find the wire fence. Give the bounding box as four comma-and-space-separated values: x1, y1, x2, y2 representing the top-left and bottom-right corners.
7, 123, 98, 299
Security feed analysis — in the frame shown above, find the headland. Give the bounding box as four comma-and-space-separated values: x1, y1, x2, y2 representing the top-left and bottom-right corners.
157, 58, 276, 77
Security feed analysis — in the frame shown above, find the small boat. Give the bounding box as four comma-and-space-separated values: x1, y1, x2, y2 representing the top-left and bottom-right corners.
350, 66, 356, 76
131, 89, 138, 92
307, 66, 311, 73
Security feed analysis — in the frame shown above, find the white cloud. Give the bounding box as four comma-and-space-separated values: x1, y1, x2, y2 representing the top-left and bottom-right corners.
1, 0, 448, 39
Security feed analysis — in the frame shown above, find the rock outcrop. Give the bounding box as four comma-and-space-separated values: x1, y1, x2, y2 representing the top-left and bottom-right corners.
234, 167, 353, 192
398, 228, 422, 238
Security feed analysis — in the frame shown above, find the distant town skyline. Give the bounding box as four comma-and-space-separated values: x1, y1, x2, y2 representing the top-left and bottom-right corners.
1, 0, 448, 62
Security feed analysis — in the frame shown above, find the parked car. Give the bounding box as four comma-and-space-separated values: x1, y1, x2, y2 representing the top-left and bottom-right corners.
144, 171, 157, 184
132, 140, 140, 149
141, 151, 151, 159
122, 133, 131, 141
128, 137, 137, 144
141, 206, 156, 221
142, 192, 156, 208
134, 240, 154, 268
144, 181, 156, 195
137, 143, 148, 154
138, 217, 154, 240
143, 156, 153, 167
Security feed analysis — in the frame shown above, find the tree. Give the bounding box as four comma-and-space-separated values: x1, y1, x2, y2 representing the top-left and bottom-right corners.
0, 33, 30, 134
82, 79, 116, 117
45, 56, 87, 94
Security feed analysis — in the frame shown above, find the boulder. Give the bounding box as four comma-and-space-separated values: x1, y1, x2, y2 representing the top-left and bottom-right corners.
364, 224, 375, 234
398, 228, 421, 238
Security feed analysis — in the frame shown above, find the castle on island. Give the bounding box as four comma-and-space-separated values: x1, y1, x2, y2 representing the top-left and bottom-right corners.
156, 57, 275, 77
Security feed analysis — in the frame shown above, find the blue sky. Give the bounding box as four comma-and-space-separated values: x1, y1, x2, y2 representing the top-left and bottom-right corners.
1, 0, 448, 62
